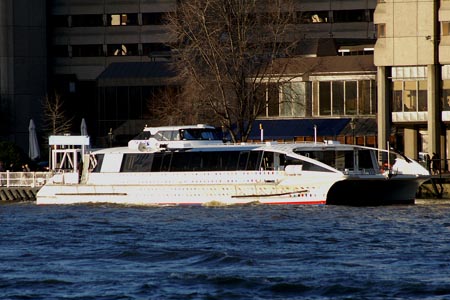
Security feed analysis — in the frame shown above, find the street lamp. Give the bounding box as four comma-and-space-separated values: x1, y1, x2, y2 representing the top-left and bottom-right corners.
350, 118, 356, 144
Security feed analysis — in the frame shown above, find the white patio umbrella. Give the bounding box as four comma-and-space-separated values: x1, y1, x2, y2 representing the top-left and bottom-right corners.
28, 119, 40, 161
81, 118, 88, 136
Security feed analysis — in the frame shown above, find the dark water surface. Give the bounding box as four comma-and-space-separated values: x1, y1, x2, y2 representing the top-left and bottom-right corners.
2, 201, 450, 300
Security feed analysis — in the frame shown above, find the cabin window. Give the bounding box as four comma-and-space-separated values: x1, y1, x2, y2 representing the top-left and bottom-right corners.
92, 154, 104, 173
294, 150, 349, 172
151, 153, 163, 171
261, 152, 274, 170
132, 131, 151, 140
247, 151, 262, 170
139, 150, 266, 172
358, 150, 375, 170
180, 129, 220, 140
121, 154, 153, 172
238, 152, 250, 170
161, 153, 172, 171
170, 152, 190, 171
154, 131, 177, 141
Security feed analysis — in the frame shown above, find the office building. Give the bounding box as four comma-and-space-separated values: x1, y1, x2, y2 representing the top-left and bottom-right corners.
374, 0, 450, 165
1, 0, 377, 150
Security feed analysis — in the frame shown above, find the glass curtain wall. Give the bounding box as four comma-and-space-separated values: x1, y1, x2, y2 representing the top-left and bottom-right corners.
262, 82, 309, 117
391, 80, 428, 112
312, 79, 376, 117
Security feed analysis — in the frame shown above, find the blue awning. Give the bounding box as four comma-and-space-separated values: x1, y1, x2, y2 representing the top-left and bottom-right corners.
248, 118, 351, 140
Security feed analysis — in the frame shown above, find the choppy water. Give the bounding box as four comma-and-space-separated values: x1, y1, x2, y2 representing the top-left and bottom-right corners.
2, 201, 450, 299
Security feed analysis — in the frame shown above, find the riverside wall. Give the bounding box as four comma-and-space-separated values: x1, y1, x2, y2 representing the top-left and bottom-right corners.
0, 187, 40, 201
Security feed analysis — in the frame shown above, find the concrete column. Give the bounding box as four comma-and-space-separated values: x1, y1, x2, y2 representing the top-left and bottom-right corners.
446, 130, 450, 172
404, 128, 418, 159
427, 64, 440, 156
377, 66, 390, 152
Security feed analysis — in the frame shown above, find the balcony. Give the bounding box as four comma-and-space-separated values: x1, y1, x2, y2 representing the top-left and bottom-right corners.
392, 111, 428, 122
442, 111, 450, 122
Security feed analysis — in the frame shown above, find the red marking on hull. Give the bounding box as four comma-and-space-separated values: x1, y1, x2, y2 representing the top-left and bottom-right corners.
264, 200, 326, 205
156, 200, 327, 206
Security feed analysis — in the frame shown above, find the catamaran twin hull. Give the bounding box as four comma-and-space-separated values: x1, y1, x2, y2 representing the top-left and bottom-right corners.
37, 157, 428, 205
38, 125, 430, 206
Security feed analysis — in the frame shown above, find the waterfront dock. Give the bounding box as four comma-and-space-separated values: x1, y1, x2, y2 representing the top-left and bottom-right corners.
0, 171, 52, 202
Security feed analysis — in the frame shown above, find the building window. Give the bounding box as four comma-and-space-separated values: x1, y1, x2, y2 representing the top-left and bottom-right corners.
51, 15, 68, 27
71, 14, 104, 27
392, 80, 428, 112
403, 81, 417, 111
297, 11, 329, 23
418, 81, 427, 111
267, 83, 279, 116
443, 80, 450, 111
143, 43, 171, 54
333, 10, 367, 23
313, 80, 376, 116
280, 82, 308, 117
318, 82, 331, 115
107, 44, 138, 56
443, 22, 450, 36
259, 82, 309, 117
393, 81, 402, 112
345, 81, 357, 115
108, 14, 138, 26
142, 13, 166, 25
359, 80, 376, 114
52, 45, 69, 57
72, 45, 104, 57
377, 24, 386, 38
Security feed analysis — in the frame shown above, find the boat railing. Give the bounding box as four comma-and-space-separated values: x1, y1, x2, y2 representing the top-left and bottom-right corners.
0, 171, 53, 188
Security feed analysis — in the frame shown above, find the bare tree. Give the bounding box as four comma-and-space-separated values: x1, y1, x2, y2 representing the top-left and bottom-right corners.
148, 87, 214, 126
167, 0, 299, 142
42, 92, 73, 137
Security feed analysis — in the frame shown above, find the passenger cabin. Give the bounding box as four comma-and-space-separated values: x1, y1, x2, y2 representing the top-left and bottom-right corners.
90, 144, 386, 176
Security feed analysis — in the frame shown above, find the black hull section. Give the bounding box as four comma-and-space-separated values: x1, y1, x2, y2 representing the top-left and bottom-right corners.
326, 178, 423, 206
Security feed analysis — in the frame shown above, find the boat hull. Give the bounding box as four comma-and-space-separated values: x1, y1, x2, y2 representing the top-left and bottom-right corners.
36, 170, 341, 206
326, 176, 429, 205
36, 183, 328, 206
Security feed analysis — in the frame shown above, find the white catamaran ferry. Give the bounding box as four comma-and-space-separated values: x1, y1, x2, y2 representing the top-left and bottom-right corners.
36, 124, 430, 206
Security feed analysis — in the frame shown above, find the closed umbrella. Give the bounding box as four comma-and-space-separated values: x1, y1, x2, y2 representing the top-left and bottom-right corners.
28, 119, 40, 160
81, 118, 88, 136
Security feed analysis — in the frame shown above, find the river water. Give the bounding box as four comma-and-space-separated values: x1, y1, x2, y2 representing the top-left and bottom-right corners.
2, 200, 450, 300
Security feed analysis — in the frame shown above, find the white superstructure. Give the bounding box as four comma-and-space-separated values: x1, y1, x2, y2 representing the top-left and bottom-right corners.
36, 125, 430, 206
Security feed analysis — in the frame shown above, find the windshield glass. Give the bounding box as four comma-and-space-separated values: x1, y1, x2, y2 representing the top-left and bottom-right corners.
180, 129, 221, 140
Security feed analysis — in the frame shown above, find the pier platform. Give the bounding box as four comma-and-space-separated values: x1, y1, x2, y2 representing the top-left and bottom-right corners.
418, 174, 450, 199
0, 171, 52, 202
